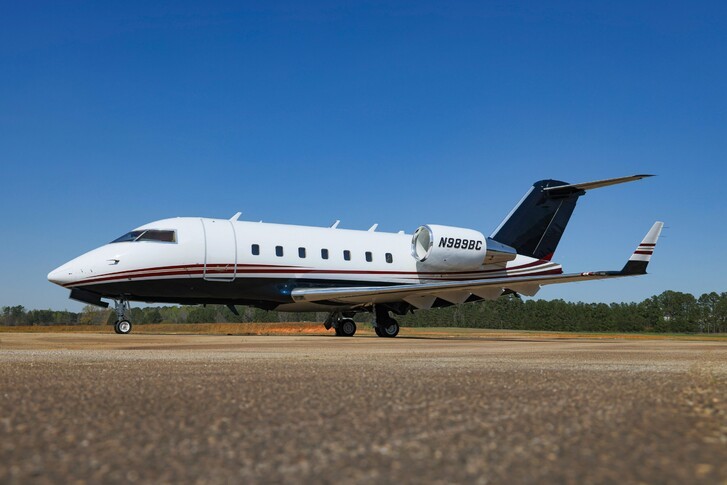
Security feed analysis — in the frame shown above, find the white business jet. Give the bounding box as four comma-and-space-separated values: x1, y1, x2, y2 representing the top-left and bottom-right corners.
48, 175, 662, 336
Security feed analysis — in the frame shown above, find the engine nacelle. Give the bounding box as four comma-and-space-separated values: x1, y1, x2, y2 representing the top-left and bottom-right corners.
411, 224, 518, 271
411, 225, 486, 271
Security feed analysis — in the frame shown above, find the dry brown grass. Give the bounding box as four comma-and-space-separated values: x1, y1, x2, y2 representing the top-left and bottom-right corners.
1, 324, 725, 340
0, 323, 375, 336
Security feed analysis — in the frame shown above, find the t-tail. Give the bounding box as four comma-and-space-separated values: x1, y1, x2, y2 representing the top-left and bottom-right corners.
490, 174, 654, 260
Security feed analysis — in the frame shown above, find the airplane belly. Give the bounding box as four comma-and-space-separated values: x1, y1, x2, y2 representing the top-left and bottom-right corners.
274, 302, 356, 312
73, 274, 401, 308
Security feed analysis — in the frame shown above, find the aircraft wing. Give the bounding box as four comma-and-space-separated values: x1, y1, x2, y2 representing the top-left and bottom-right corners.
291, 222, 663, 308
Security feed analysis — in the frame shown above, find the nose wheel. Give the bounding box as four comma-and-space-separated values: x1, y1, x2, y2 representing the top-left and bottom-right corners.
113, 299, 133, 335
114, 319, 132, 334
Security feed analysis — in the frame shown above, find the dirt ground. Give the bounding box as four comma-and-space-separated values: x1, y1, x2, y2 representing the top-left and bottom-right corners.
1, 332, 725, 484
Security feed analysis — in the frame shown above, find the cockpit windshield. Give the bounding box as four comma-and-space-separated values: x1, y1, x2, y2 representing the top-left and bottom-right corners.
111, 231, 144, 243
111, 230, 176, 244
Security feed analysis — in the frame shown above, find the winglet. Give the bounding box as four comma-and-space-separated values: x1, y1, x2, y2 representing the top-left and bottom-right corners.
620, 221, 664, 275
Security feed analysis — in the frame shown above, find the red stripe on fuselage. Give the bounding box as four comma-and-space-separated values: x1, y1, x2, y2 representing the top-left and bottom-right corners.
92, 259, 553, 279
61, 260, 560, 288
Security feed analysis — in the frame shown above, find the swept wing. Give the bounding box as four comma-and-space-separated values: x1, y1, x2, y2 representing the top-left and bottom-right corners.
292, 222, 663, 307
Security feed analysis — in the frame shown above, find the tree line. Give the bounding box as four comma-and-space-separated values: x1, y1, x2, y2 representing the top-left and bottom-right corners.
2, 290, 725, 333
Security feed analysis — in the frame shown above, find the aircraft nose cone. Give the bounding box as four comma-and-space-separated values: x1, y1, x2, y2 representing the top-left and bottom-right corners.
48, 266, 72, 286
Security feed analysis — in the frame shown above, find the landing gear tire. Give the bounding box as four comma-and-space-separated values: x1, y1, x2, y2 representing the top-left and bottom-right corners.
334, 326, 343, 336
339, 318, 356, 337
374, 305, 400, 338
115, 320, 132, 335
112, 299, 133, 335
378, 320, 399, 338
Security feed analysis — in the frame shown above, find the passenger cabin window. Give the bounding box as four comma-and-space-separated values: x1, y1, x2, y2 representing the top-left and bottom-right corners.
251, 244, 260, 255
111, 230, 176, 243
298, 247, 306, 258
276, 246, 284, 257
343, 250, 351, 261
321, 248, 329, 260
385, 253, 393, 264
365, 251, 373, 262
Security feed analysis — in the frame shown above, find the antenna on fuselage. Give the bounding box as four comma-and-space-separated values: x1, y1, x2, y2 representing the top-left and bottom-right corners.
230, 212, 242, 221
330, 220, 340, 229
368, 224, 378, 232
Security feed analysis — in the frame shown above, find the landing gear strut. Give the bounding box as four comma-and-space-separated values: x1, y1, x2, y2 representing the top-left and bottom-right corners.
374, 306, 399, 338
325, 312, 357, 337
113, 298, 133, 335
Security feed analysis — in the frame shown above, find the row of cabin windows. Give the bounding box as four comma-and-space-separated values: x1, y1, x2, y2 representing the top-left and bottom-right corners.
250, 244, 393, 263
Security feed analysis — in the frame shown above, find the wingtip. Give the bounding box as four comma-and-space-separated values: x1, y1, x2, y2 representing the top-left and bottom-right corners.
620, 221, 663, 275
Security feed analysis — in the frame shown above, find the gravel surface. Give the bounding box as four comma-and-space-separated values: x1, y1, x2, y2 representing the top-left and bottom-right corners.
1, 333, 725, 484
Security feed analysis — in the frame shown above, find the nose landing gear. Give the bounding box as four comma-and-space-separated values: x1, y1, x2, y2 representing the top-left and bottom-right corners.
114, 319, 132, 334
113, 299, 133, 335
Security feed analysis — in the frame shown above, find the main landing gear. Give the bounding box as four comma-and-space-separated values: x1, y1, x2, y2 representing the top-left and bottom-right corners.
374, 306, 399, 338
326, 312, 357, 337
335, 318, 357, 337
113, 298, 133, 335
324, 307, 400, 338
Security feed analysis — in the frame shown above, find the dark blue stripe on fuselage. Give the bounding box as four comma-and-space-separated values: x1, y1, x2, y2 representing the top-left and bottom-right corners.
76, 277, 402, 308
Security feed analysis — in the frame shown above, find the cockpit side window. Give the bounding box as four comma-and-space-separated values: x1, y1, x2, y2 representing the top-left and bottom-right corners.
110, 230, 177, 244
137, 230, 176, 243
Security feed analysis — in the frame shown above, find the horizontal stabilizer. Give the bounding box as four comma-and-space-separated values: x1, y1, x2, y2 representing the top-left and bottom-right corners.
542, 174, 654, 196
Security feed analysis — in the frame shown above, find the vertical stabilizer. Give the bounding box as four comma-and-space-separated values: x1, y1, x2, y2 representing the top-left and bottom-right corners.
490, 175, 653, 260
490, 179, 582, 260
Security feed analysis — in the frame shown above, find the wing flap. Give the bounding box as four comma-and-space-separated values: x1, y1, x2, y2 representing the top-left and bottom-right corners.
472, 288, 504, 300
403, 294, 437, 309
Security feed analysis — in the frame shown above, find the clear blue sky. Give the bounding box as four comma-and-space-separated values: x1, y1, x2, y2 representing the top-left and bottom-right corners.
1, 1, 725, 311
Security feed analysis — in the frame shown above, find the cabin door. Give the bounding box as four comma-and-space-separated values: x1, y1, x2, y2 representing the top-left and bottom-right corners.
201, 219, 237, 281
